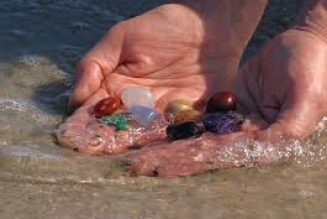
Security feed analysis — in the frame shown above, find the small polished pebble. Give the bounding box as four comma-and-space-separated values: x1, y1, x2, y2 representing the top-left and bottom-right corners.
206, 91, 236, 113
166, 121, 201, 140
121, 87, 160, 127
130, 105, 161, 127
102, 115, 128, 131
164, 100, 201, 123
173, 110, 202, 123
121, 86, 156, 109
203, 111, 244, 134
165, 100, 193, 116
94, 97, 121, 116
114, 112, 144, 130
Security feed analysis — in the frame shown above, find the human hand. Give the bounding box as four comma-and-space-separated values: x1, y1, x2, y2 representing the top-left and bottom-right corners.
58, 3, 254, 155
236, 28, 327, 137
69, 4, 240, 111
128, 28, 327, 177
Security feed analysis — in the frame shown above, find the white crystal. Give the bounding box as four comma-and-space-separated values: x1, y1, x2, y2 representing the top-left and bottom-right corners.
130, 105, 159, 127
121, 87, 155, 109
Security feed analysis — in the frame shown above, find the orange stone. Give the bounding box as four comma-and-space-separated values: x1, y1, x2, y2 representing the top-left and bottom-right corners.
93, 97, 121, 116
206, 91, 236, 113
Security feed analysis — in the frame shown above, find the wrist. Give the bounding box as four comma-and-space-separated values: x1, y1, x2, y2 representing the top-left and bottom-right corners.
295, 0, 327, 42
165, 1, 268, 55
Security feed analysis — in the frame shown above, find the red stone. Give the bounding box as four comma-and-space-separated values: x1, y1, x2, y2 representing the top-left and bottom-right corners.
206, 91, 236, 113
93, 97, 121, 116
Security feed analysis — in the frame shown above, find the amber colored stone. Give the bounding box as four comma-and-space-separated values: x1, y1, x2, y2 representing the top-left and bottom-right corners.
206, 91, 236, 113
173, 110, 202, 123
93, 97, 121, 116
165, 100, 193, 116
164, 100, 201, 123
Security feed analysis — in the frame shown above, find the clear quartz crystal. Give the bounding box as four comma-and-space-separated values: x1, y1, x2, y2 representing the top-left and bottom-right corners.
121, 87, 160, 127
121, 86, 155, 109
130, 105, 160, 127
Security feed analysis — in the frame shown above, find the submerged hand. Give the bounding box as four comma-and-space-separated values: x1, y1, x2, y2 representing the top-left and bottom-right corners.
129, 28, 327, 177
60, 4, 249, 155
236, 28, 327, 137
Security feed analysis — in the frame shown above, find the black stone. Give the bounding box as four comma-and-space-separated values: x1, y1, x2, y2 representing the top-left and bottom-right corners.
166, 121, 201, 140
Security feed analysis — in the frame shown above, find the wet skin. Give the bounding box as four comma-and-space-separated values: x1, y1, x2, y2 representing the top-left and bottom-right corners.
59, 2, 266, 155
58, 1, 327, 177
128, 28, 327, 177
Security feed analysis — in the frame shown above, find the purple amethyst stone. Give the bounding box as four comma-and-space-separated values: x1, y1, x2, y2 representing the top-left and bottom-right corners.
203, 111, 244, 134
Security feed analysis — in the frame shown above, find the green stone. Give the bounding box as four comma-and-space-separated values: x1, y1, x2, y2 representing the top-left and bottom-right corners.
115, 118, 128, 131
101, 115, 128, 131
102, 115, 119, 125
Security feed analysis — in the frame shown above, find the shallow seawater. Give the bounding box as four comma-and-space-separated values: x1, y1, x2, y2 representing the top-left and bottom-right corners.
2, 0, 327, 218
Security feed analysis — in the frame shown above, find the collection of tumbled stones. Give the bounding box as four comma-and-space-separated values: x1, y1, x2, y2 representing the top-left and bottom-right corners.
92, 87, 244, 141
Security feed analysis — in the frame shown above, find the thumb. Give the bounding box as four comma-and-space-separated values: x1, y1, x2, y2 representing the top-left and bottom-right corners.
69, 60, 103, 110
272, 92, 324, 139
69, 25, 124, 109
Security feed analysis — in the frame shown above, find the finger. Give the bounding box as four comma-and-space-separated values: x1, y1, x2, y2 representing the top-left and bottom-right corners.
69, 61, 104, 110
57, 89, 113, 155
69, 25, 124, 109
127, 151, 158, 176
272, 92, 324, 139
83, 88, 110, 107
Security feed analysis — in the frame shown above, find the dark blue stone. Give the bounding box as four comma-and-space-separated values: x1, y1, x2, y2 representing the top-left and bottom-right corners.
203, 111, 244, 134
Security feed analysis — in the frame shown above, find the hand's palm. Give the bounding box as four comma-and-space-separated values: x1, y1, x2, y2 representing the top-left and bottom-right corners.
102, 13, 207, 110
71, 5, 238, 111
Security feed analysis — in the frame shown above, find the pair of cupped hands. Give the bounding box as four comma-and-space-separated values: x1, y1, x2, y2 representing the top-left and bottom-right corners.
68, 5, 327, 177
